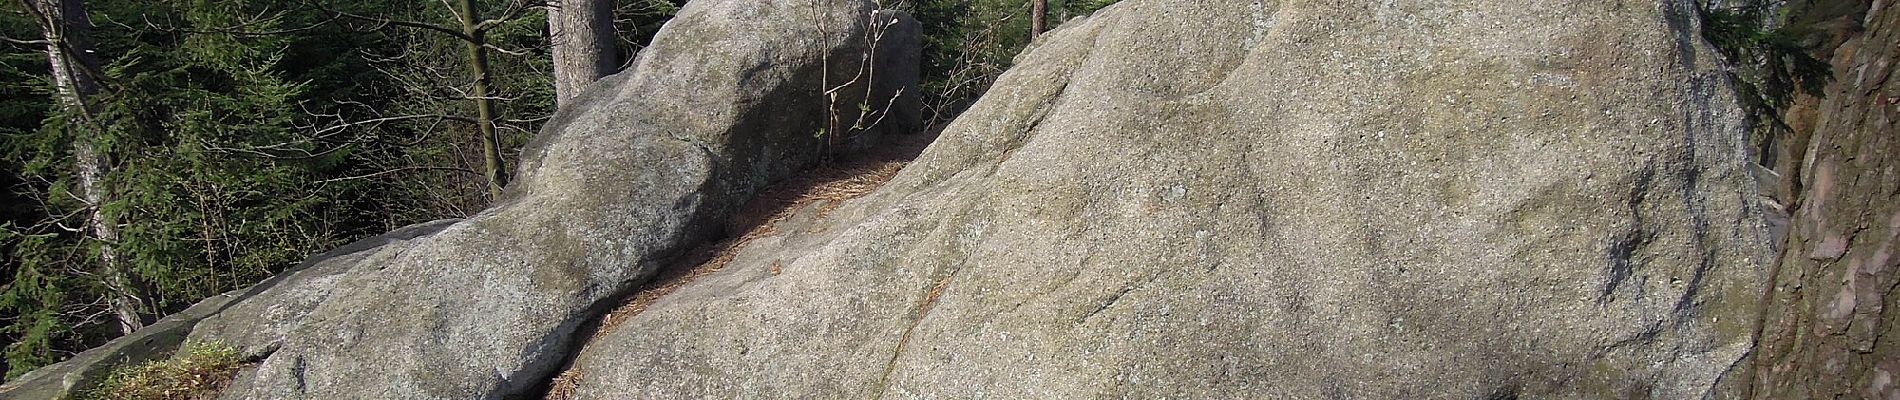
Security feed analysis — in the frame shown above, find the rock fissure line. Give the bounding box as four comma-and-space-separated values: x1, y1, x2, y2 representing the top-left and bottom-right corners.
1588, 319, 1666, 361
1079, 284, 1138, 325
1077, 260, 1177, 326
526, 273, 666, 400
1708, 347, 1754, 399
999, 244, 1096, 319
872, 268, 960, 400
1603, 161, 1660, 304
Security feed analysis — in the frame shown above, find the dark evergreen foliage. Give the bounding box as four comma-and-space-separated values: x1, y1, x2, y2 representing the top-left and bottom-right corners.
1698, 0, 1835, 117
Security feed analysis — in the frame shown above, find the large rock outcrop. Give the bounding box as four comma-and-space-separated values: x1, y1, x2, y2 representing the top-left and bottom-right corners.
0, 0, 920, 398
1751, 2, 1900, 398
563, 0, 1773, 398
205, 2, 916, 399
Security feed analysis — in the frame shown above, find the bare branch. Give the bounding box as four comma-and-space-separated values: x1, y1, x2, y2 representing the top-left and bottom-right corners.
0, 36, 49, 46
315, 166, 485, 185
324, 7, 473, 42
437, 0, 464, 25
484, 42, 533, 56
308, 113, 480, 137
473, 0, 543, 32
503, 115, 552, 125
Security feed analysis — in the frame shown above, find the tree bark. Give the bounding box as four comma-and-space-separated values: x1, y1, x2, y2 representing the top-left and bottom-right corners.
547, 0, 617, 106
1031, 0, 1048, 37
457, 0, 508, 198
25, 0, 146, 334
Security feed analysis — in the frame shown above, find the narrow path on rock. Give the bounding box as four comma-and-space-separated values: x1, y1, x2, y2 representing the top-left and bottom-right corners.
539, 131, 938, 400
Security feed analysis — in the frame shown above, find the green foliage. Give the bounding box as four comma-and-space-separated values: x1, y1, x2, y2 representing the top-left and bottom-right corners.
107, 1, 343, 304
79, 341, 246, 400
0, 0, 356, 379
0, 227, 85, 381
3, 1, 82, 382
1699, 1, 1833, 112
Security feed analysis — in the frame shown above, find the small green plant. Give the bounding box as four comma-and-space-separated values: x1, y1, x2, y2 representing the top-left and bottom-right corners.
80, 342, 247, 400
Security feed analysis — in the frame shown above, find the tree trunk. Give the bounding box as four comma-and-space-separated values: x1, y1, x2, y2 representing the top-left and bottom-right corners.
548, 0, 617, 106
1031, 0, 1048, 37
458, 0, 508, 198
26, 0, 146, 334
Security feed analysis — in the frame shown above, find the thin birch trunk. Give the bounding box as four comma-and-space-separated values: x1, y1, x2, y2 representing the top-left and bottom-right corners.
26, 0, 146, 334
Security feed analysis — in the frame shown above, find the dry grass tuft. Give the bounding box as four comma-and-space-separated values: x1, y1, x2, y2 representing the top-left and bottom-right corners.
543, 369, 584, 400
81, 342, 251, 400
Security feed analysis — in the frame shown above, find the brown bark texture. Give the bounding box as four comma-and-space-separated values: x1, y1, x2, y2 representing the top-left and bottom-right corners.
1749, 3, 1900, 399
548, 0, 618, 106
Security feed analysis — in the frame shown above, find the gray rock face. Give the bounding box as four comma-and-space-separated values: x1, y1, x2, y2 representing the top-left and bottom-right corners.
0, 0, 918, 399
184, 220, 460, 358
567, 0, 1772, 398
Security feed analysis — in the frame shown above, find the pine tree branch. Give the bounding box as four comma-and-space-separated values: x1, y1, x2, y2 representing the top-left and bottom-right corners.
140, 12, 342, 37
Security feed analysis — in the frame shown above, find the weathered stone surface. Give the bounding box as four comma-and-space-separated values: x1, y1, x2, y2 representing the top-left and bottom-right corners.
567, 0, 1772, 398
183, 220, 459, 358
1750, 2, 1900, 399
